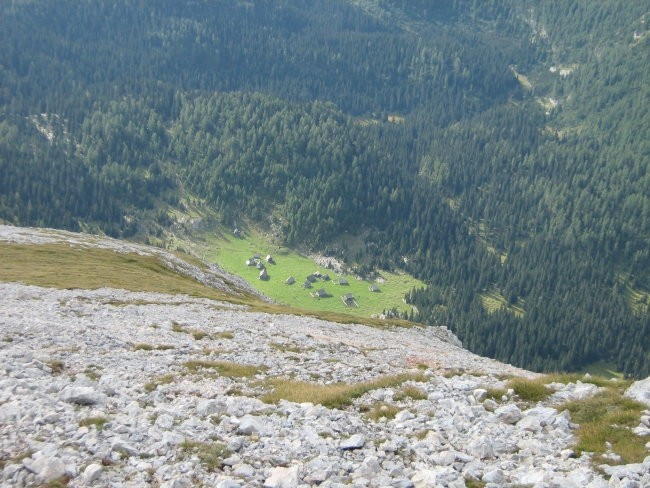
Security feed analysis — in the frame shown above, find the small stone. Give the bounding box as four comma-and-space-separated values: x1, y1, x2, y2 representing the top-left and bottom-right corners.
24, 456, 66, 483
466, 437, 494, 460
473, 389, 488, 402
560, 449, 574, 460
353, 456, 382, 479
60, 386, 104, 405
516, 415, 541, 432
155, 413, 174, 429
197, 399, 227, 417
394, 410, 416, 422
83, 463, 102, 483
482, 399, 498, 412
222, 455, 241, 467
392, 479, 415, 488
216, 480, 242, 488
237, 414, 266, 435
233, 463, 255, 479
111, 438, 139, 456
161, 477, 192, 488
495, 404, 522, 424
625, 377, 650, 407
264, 466, 300, 488
482, 469, 505, 484
340, 434, 365, 450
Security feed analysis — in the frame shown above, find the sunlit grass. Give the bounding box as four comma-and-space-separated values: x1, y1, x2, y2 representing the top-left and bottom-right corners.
180, 440, 230, 472
79, 416, 108, 431
0, 241, 418, 330
0, 243, 245, 302
564, 387, 646, 464
394, 384, 427, 401
261, 373, 426, 409
202, 227, 424, 319
143, 373, 175, 393
365, 402, 401, 421
507, 377, 551, 402
183, 360, 267, 378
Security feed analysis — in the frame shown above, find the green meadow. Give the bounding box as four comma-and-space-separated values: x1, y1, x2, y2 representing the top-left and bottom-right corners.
480, 287, 525, 318
203, 229, 424, 319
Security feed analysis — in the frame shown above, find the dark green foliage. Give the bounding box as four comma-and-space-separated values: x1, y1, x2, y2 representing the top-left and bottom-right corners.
0, 0, 648, 376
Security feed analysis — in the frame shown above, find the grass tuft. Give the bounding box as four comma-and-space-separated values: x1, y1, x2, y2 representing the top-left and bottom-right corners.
563, 387, 646, 464
365, 402, 401, 421
133, 343, 175, 352
270, 342, 304, 353
144, 373, 175, 393
183, 360, 267, 378
46, 360, 65, 375
191, 330, 209, 340
79, 416, 109, 431
486, 387, 507, 401
507, 377, 551, 402
394, 385, 427, 401
180, 440, 230, 472
261, 372, 426, 409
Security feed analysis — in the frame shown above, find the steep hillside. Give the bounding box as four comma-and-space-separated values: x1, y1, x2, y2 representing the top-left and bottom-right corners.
0, 0, 648, 376
1, 226, 649, 487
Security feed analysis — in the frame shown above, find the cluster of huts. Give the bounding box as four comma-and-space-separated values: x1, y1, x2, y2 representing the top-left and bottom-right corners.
245, 253, 380, 307
245, 253, 274, 280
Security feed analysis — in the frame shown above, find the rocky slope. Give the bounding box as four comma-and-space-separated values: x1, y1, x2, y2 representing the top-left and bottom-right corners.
0, 227, 649, 487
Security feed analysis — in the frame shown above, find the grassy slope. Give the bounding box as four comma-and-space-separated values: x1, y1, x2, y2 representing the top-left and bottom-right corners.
203, 228, 424, 319
0, 243, 243, 303
0, 238, 417, 329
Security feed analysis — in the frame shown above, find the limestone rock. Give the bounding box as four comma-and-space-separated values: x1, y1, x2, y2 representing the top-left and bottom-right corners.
24, 455, 66, 483
82, 463, 102, 483
339, 434, 365, 450
495, 404, 522, 424
60, 386, 105, 405
237, 414, 266, 435
264, 466, 300, 488
625, 376, 650, 407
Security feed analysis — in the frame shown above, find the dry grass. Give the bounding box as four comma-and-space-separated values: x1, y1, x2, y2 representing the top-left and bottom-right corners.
180, 440, 230, 472
79, 416, 108, 431
486, 387, 507, 401
261, 372, 427, 409
215, 331, 234, 340
394, 385, 427, 401
46, 359, 65, 375
563, 387, 647, 464
171, 322, 210, 340
143, 373, 175, 393
0, 243, 245, 303
365, 402, 401, 421
543, 372, 626, 389
133, 343, 175, 351
270, 342, 304, 353
507, 377, 551, 402
190, 330, 209, 340
0, 241, 419, 333
183, 360, 267, 378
